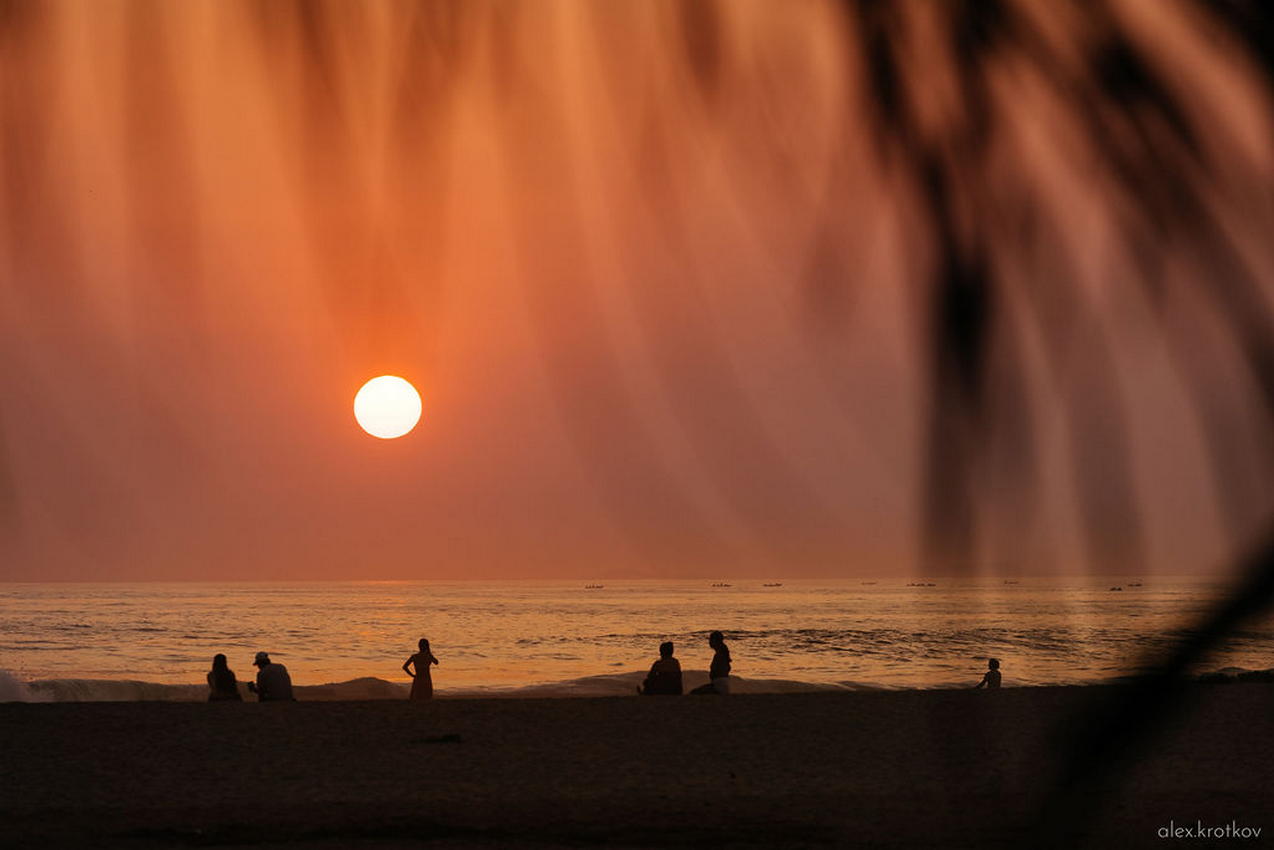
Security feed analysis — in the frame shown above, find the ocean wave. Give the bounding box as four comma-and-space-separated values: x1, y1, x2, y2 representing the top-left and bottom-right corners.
0, 670, 857, 703
25, 678, 209, 702
1197, 667, 1274, 683
0, 675, 409, 703
0, 670, 43, 702
4, 667, 1268, 703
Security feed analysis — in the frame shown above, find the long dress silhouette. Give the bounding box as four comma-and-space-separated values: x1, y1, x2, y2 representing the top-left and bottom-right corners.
403, 639, 439, 700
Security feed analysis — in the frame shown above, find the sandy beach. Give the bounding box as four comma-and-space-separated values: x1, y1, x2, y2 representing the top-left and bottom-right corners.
3, 684, 1271, 849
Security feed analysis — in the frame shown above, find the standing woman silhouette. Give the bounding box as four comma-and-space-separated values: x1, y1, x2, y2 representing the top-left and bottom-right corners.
402, 638, 440, 700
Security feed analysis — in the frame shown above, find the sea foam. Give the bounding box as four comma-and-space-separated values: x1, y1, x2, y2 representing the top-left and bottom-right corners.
0, 670, 859, 702
0, 670, 42, 702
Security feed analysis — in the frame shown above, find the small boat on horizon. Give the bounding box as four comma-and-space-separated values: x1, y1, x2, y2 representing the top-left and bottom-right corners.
762, 582, 783, 587
711, 582, 732, 588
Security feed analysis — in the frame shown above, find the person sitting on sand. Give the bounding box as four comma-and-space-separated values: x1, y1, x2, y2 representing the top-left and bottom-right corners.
974, 658, 1002, 689
402, 638, 439, 700
206, 653, 242, 702
638, 641, 683, 695
246, 651, 294, 702
690, 630, 732, 695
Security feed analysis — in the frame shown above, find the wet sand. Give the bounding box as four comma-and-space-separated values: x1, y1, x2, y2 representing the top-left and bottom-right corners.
2, 685, 1272, 849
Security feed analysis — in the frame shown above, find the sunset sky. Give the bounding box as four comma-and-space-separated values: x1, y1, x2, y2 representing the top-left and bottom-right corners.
2, 1, 1271, 581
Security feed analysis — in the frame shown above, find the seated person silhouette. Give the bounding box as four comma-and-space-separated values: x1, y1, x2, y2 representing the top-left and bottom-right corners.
690, 630, 732, 694
206, 653, 242, 702
246, 651, 295, 701
974, 658, 1002, 689
638, 641, 683, 695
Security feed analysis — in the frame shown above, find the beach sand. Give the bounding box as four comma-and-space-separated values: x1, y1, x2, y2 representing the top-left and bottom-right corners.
3, 685, 1271, 849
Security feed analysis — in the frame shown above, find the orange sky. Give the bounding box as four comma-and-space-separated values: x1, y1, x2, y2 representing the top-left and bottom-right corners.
1, 1, 1271, 580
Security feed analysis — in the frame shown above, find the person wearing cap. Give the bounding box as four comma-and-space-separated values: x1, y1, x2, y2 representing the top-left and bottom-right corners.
246, 651, 294, 702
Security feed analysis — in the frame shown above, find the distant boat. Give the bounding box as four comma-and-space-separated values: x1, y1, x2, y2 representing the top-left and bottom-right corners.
1003, 580, 1020, 585
1109, 586, 1123, 591
1128, 582, 1143, 587
906, 582, 937, 587
711, 582, 732, 588
762, 582, 783, 587
861, 581, 877, 585
583, 584, 604, 589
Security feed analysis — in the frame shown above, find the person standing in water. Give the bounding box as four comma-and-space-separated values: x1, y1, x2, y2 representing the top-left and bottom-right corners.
206, 653, 242, 701
974, 658, 1002, 689
691, 630, 732, 694
403, 638, 440, 700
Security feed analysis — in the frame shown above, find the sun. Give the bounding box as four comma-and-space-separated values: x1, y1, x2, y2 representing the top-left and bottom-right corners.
353, 376, 422, 439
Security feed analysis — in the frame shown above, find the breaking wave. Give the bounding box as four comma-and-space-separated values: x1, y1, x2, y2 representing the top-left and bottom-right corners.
0, 670, 863, 703
3, 667, 1268, 704
0, 670, 42, 702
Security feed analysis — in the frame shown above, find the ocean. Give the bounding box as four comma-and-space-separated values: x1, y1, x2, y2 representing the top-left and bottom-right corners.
2, 579, 1271, 701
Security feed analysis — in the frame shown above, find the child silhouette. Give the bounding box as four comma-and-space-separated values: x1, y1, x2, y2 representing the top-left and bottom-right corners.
974, 658, 1001, 689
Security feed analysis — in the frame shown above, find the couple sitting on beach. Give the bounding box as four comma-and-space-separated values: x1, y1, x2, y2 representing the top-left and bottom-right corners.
206, 651, 294, 702
638, 631, 732, 696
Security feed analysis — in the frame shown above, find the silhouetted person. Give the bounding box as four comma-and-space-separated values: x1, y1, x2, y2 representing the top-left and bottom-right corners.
246, 651, 294, 701
690, 630, 732, 694
402, 638, 439, 700
206, 653, 242, 702
638, 641, 683, 695
974, 658, 1001, 689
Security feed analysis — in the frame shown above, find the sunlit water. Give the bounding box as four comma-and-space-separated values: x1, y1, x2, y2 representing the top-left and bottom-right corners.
1, 580, 1271, 701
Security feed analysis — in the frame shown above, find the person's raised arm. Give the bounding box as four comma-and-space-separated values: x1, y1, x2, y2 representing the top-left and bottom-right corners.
428, 653, 439, 666
402, 656, 416, 678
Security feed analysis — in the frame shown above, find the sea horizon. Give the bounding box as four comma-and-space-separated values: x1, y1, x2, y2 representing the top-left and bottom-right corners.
0, 573, 1236, 585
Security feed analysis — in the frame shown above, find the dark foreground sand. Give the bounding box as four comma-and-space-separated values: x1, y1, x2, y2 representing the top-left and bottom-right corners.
3, 685, 1272, 849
